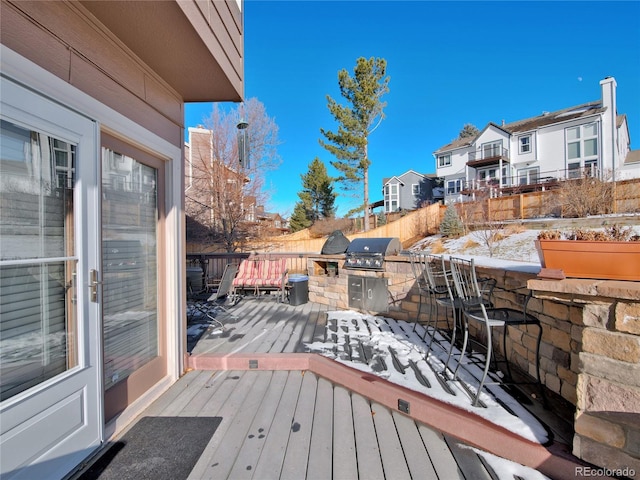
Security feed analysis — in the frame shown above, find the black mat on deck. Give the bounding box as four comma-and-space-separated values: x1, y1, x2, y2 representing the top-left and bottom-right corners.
78, 416, 221, 480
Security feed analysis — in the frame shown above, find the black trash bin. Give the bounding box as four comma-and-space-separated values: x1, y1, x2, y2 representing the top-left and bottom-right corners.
288, 274, 309, 306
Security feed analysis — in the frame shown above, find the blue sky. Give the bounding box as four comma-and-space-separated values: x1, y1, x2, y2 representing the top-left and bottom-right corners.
185, 0, 640, 217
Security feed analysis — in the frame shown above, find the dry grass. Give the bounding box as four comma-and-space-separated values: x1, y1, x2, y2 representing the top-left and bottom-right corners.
430, 239, 447, 254
505, 223, 526, 235
462, 238, 480, 250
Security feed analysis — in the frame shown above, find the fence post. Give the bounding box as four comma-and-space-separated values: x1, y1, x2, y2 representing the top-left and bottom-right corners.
519, 194, 524, 219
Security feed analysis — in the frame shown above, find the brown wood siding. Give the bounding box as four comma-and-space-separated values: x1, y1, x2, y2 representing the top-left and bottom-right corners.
191, 0, 243, 89
1, 1, 183, 147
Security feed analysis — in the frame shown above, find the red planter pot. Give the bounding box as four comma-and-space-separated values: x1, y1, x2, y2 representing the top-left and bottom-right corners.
535, 239, 640, 281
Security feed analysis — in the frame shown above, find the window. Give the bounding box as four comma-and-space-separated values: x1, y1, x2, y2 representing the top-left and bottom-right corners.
385, 183, 399, 212
519, 135, 531, 154
438, 153, 451, 167
411, 183, 420, 196
447, 179, 462, 195
1, 121, 77, 401
518, 167, 539, 185
482, 140, 502, 159
102, 147, 159, 391
566, 123, 598, 175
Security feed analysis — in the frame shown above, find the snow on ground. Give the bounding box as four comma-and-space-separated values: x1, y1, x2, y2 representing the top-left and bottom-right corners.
410, 228, 543, 273
408, 218, 640, 273
305, 310, 550, 445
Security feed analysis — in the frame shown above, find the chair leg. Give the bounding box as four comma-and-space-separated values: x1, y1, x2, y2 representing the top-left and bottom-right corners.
442, 308, 461, 379
413, 287, 425, 333
534, 323, 547, 407
502, 325, 514, 382
425, 298, 442, 353
452, 312, 470, 381
473, 322, 492, 407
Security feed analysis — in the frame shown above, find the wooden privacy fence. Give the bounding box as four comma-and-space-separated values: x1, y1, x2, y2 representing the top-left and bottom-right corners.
458, 178, 640, 223
248, 202, 444, 253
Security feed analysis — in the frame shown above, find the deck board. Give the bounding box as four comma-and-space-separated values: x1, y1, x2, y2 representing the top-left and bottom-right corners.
351, 394, 385, 480
306, 376, 334, 480
141, 369, 203, 416
332, 385, 358, 480
251, 371, 304, 479
187, 370, 237, 417
417, 425, 465, 479
279, 371, 318, 479
392, 410, 440, 479
190, 371, 273, 479
226, 370, 289, 479
371, 401, 412, 480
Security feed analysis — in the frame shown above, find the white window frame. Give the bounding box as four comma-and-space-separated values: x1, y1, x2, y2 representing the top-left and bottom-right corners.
411, 183, 420, 196
565, 123, 599, 175
447, 179, 462, 195
518, 135, 531, 154
384, 183, 399, 212
518, 167, 539, 185
482, 140, 502, 159
438, 153, 451, 167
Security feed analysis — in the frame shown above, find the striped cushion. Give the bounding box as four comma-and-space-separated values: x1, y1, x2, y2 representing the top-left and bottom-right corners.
233, 259, 259, 287
232, 258, 287, 290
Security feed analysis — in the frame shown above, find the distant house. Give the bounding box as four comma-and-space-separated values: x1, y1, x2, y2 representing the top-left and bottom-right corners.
382, 170, 442, 213
185, 127, 288, 247
434, 77, 640, 204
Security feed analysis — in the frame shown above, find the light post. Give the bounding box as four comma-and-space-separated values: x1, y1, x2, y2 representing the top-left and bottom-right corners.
237, 119, 249, 168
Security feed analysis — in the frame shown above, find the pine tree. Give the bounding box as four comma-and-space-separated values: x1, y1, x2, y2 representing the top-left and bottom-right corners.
440, 204, 465, 237
458, 123, 479, 139
289, 158, 336, 232
319, 57, 390, 231
289, 201, 313, 232
300, 158, 336, 220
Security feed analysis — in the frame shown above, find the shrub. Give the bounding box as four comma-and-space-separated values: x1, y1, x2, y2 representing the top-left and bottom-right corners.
538, 225, 640, 241
439, 204, 465, 237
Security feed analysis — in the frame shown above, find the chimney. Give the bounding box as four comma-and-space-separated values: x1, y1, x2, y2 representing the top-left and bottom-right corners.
599, 77, 618, 179
600, 76, 617, 114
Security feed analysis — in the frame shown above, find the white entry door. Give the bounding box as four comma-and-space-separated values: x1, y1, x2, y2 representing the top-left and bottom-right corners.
0, 77, 102, 479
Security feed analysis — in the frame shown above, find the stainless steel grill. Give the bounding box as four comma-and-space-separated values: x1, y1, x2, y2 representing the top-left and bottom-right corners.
344, 237, 401, 270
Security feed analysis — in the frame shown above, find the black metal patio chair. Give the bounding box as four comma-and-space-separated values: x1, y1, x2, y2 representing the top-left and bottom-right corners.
448, 256, 542, 407
191, 263, 239, 331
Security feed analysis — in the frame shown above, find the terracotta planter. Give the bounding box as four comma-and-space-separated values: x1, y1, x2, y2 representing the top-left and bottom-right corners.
535, 239, 640, 281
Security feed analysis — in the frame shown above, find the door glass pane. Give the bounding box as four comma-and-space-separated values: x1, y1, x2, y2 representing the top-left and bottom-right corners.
102, 148, 158, 390
0, 120, 77, 401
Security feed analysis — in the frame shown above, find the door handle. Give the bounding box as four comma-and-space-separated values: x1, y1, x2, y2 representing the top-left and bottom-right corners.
89, 269, 101, 303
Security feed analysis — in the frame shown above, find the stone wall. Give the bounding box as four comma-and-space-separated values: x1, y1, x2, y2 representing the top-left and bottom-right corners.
308, 255, 640, 472
527, 278, 640, 473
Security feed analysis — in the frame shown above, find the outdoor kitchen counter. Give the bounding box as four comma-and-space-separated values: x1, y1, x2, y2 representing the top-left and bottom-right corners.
527, 277, 640, 473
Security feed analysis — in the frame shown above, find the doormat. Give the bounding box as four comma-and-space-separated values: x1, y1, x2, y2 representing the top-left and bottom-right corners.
78, 416, 221, 480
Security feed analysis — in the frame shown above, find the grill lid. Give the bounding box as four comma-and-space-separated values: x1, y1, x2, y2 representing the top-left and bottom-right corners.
345, 237, 401, 256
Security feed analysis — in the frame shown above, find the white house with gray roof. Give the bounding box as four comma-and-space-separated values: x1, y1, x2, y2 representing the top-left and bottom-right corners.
434, 77, 639, 204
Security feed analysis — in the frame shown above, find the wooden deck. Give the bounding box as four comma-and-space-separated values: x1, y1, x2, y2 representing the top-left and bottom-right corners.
143, 368, 506, 479
80, 295, 584, 479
